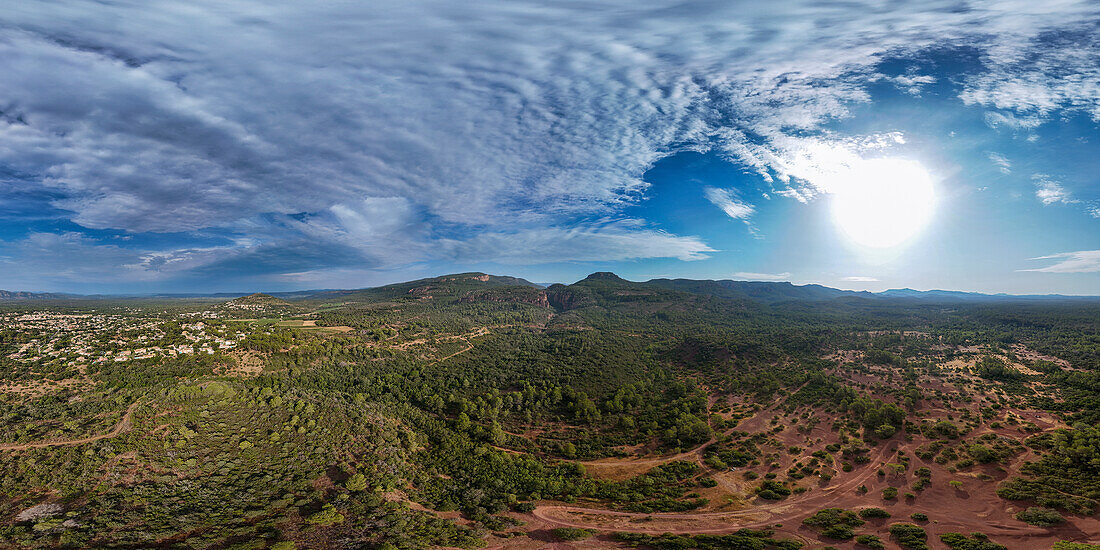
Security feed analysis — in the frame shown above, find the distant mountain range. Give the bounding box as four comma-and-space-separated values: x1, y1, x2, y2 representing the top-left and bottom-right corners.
1, 272, 1097, 303
645, 278, 1099, 303
0, 290, 81, 301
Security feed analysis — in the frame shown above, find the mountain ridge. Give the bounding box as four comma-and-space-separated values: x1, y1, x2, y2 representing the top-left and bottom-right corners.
1, 271, 1097, 302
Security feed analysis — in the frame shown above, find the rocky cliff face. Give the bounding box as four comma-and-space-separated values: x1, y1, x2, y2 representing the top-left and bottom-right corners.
458, 287, 550, 307
545, 284, 590, 311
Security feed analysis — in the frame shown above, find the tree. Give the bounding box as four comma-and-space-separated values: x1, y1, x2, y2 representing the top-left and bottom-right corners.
306, 504, 345, 526
489, 421, 506, 445
455, 412, 471, 431
561, 441, 577, 458
345, 473, 368, 492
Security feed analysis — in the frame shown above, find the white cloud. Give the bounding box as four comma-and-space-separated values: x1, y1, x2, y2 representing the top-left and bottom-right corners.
1090, 206, 1100, 218
733, 271, 792, 281
988, 152, 1012, 174
961, 29, 1100, 126
444, 220, 714, 264
982, 111, 1045, 131
879, 73, 936, 95
1021, 250, 1100, 273
1033, 175, 1076, 205
841, 276, 879, 282
703, 187, 754, 220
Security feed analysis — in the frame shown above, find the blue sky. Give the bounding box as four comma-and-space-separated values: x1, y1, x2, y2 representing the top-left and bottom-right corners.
0, 1, 1098, 294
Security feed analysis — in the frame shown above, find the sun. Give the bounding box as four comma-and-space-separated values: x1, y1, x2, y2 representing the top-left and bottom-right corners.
830, 158, 936, 248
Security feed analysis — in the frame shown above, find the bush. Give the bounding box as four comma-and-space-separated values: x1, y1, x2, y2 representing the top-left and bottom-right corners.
889, 522, 928, 550
1015, 507, 1065, 527
802, 508, 865, 528
882, 487, 898, 500
856, 534, 886, 549
940, 532, 1007, 550
858, 507, 890, 519
821, 525, 855, 540
756, 480, 791, 500
910, 512, 928, 521
802, 508, 863, 540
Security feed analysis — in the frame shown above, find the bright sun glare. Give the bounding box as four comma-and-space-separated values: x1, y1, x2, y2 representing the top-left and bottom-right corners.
830, 158, 935, 249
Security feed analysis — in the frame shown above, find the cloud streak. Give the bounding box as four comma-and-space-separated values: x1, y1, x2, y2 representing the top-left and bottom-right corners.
1022, 250, 1100, 273
704, 187, 755, 221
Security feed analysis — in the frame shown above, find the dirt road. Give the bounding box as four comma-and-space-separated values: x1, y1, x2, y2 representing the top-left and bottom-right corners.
0, 401, 140, 451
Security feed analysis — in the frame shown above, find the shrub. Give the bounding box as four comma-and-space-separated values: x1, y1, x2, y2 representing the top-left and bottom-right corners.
858, 507, 890, 519
856, 534, 886, 549
756, 480, 791, 500
882, 487, 898, 500
875, 424, 897, 439
910, 512, 928, 521
803, 508, 865, 528
889, 522, 928, 550
940, 532, 1007, 550
821, 525, 855, 540
1015, 507, 1065, 527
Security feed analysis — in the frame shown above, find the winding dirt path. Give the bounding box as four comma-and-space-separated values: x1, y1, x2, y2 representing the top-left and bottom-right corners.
578, 439, 714, 469
533, 435, 1089, 542
0, 401, 140, 451
533, 441, 901, 534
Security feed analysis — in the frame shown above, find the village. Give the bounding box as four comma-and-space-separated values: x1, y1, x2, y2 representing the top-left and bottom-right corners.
1, 312, 246, 366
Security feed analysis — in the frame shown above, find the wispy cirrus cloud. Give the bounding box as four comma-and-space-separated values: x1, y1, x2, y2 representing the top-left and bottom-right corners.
988, 153, 1012, 174
704, 187, 755, 222
1021, 250, 1100, 273
841, 276, 879, 282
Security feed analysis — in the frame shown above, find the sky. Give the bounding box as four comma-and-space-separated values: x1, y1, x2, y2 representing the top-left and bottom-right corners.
1, 1, 1099, 295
